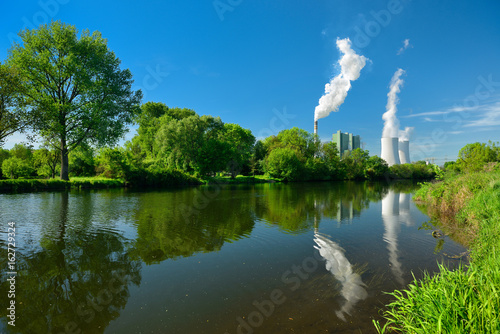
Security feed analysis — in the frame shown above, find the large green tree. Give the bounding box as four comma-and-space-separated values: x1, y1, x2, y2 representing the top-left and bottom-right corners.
0, 62, 26, 145
7, 21, 142, 180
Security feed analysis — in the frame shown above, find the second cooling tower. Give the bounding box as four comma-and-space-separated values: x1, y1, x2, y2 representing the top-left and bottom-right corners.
398, 140, 410, 164
381, 137, 401, 166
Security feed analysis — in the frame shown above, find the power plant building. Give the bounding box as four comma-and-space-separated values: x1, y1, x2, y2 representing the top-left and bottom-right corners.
332, 130, 361, 157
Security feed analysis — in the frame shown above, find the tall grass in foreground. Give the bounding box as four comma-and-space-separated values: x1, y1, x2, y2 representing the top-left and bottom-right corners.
374, 171, 500, 333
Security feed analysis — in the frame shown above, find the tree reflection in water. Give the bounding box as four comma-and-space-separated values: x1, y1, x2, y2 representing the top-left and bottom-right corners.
0, 192, 141, 334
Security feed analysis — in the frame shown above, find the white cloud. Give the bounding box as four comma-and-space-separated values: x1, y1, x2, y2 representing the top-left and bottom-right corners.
397, 39, 412, 55
463, 102, 500, 127
405, 105, 480, 118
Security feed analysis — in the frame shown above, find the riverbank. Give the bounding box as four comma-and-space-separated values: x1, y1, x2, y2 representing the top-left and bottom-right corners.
374, 171, 500, 333
0, 177, 125, 192
0, 175, 278, 193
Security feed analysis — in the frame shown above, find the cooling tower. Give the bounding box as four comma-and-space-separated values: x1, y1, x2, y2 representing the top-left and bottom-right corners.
381, 137, 401, 166
398, 140, 410, 164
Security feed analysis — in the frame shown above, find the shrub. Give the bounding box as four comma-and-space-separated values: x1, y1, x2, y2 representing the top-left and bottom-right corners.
264, 147, 303, 181
2, 157, 34, 179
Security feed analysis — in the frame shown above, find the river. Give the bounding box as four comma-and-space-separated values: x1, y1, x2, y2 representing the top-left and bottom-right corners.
0, 181, 466, 333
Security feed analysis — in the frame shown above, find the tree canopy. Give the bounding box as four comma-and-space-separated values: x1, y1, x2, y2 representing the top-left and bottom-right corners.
0, 62, 26, 145
7, 21, 142, 180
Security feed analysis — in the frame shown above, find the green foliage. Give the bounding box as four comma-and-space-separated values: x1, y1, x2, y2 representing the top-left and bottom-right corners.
7, 21, 142, 180
456, 142, 498, 173
33, 147, 60, 178
249, 140, 266, 175
154, 114, 231, 176
95, 147, 128, 179
220, 123, 255, 177
342, 148, 370, 180
389, 163, 436, 180
365, 155, 390, 180
2, 156, 33, 178
0, 62, 26, 144
264, 147, 303, 181
68, 145, 95, 177
124, 165, 201, 188
0, 148, 11, 178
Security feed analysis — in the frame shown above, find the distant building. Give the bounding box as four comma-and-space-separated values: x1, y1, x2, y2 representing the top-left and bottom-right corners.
332, 130, 361, 157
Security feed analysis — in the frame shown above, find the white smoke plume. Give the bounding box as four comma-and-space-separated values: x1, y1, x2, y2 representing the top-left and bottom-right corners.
314, 38, 368, 122
382, 68, 405, 138
399, 126, 414, 141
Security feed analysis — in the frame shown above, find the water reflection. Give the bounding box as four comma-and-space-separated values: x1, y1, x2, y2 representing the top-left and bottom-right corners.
381, 190, 418, 286
0, 192, 141, 334
0, 181, 440, 333
313, 231, 368, 321
130, 187, 256, 264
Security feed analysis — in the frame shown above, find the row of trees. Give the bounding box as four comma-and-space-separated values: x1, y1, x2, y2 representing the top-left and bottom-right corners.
1, 20, 438, 184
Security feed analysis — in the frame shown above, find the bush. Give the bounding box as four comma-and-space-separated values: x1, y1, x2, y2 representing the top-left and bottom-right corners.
2, 157, 34, 179
389, 163, 435, 179
264, 147, 303, 181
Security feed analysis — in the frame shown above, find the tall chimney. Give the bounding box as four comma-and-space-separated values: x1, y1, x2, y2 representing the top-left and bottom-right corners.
314, 120, 318, 135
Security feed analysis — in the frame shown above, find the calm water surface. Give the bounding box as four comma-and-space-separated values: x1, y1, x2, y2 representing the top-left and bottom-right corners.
0, 181, 466, 333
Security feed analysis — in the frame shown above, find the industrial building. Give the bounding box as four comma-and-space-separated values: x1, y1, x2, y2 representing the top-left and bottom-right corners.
332, 130, 361, 157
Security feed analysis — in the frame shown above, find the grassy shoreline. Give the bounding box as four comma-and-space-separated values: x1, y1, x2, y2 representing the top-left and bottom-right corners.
374, 171, 500, 333
0, 175, 279, 193
0, 177, 126, 192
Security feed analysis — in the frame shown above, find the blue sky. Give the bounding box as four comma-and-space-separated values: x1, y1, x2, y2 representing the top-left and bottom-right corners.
1, 0, 500, 164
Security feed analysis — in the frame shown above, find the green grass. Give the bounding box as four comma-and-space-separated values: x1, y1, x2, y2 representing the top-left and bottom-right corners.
0, 176, 125, 193
374, 171, 500, 333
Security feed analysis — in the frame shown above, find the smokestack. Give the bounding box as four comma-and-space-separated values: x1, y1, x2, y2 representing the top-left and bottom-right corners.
398, 140, 410, 164
314, 120, 318, 135
381, 137, 401, 166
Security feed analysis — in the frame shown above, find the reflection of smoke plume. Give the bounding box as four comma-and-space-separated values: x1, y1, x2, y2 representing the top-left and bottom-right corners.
313, 232, 368, 321
314, 38, 368, 121
382, 69, 405, 138
399, 126, 414, 141
381, 191, 405, 286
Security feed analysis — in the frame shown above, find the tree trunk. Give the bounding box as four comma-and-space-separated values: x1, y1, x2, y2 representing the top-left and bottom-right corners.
60, 139, 69, 181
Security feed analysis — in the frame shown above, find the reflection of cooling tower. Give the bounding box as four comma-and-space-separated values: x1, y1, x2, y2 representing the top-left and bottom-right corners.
381, 191, 404, 286
399, 193, 410, 215
398, 140, 410, 164
399, 193, 414, 227
382, 190, 400, 216
381, 137, 401, 166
